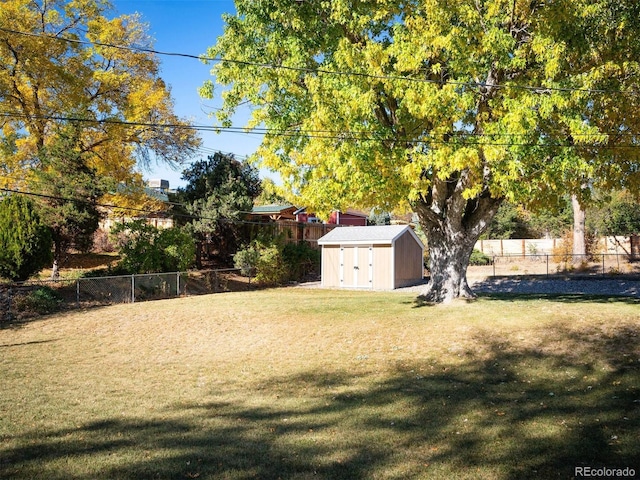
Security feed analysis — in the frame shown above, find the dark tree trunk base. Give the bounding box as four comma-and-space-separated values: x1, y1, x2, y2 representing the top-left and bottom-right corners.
419, 276, 476, 304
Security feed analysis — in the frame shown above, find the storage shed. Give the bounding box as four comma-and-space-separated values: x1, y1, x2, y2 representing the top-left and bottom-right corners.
317, 225, 424, 290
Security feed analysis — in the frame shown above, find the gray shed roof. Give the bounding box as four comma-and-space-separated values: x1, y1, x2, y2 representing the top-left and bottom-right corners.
318, 225, 423, 246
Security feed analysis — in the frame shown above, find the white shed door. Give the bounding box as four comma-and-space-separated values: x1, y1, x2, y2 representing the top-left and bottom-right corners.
340, 246, 373, 288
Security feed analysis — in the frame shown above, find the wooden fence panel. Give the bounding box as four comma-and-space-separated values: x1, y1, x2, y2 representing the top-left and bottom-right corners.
275, 221, 338, 249
475, 237, 633, 256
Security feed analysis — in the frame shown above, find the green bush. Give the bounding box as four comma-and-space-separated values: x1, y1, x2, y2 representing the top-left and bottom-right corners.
234, 237, 319, 286
282, 242, 320, 281
14, 286, 62, 315
469, 249, 493, 266
111, 221, 196, 274
0, 195, 53, 281
234, 245, 260, 277
255, 244, 287, 285
234, 240, 286, 286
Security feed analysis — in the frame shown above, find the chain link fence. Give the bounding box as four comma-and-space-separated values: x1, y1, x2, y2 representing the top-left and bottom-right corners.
3, 255, 639, 324
1, 268, 245, 323
471, 253, 640, 278
76, 272, 189, 304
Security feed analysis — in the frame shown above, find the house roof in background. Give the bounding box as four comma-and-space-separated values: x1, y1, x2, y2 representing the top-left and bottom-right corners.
251, 204, 296, 214
339, 209, 369, 218
144, 187, 169, 202
318, 225, 423, 246
116, 182, 169, 202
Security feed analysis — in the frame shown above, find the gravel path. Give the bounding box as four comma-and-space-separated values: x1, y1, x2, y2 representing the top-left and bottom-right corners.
300, 276, 640, 298
470, 276, 640, 297
394, 276, 640, 298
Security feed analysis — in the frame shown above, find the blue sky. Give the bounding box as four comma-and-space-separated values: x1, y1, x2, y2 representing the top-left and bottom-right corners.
112, 0, 265, 189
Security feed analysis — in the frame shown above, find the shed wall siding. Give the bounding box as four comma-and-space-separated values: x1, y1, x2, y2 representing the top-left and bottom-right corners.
321, 245, 341, 287
372, 245, 393, 290
394, 232, 424, 287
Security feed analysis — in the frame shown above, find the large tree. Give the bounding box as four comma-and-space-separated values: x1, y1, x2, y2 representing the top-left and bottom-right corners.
174, 151, 261, 265
204, 0, 640, 302
0, 0, 200, 192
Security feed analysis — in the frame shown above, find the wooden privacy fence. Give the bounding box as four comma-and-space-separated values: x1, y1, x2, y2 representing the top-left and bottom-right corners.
475, 236, 638, 257
274, 221, 338, 249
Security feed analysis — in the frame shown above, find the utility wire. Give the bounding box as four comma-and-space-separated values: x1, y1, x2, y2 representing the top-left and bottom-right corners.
0, 26, 616, 95
1, 110, 638, 149
2, 27, 636, 155
0, 187, 170, 214
0, 187, 286, 227
3, 108, 637, 140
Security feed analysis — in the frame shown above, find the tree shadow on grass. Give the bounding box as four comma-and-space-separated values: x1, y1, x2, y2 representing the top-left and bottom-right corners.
411, 282, 640, 308
1, 326, 639, 479
471, 276, 640, 303
475, 292, 640, 306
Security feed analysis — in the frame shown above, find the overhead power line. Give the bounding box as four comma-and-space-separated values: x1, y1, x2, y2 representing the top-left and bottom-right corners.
0, 26, 616, 95
0, 186, 169, 214
0, 187, 278, 227
1, 110, 638, 149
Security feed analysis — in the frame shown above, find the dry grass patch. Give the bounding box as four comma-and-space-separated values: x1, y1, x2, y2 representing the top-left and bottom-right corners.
1, 289, 639, 479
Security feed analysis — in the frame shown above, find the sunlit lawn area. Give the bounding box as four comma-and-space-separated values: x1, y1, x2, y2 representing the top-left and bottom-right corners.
1, 288, 639, 479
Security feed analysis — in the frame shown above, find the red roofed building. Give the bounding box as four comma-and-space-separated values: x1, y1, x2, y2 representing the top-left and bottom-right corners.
327, 210, 368, 226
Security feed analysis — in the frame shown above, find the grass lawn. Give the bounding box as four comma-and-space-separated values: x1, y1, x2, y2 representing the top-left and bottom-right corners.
1, 288, 639, 479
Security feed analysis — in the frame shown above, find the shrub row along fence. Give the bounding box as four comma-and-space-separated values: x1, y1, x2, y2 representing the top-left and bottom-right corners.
1, 268, 244, 323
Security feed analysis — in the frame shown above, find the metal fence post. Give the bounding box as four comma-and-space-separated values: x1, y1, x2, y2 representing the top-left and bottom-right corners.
76, 279, 80, 305
546, 255, 549, 277
7, 284, 13, 322
492, 256, 496, 277
176, 272, 180, 297
131, 274, 135, 303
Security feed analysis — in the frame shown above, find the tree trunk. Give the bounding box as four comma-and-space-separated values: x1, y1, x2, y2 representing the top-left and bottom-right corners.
571, 194, 586, 264
413, 182, 502, 304
51, 239, 62, 280
195, 241, 203, 269
422, 227, 477, 303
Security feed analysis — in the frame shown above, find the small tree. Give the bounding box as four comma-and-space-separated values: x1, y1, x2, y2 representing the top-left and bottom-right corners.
234, 237, 287, 286
233, 245, 260, 277
31, 130, 104, 278
0, 195, 52, 281
111, 220, 195, 274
